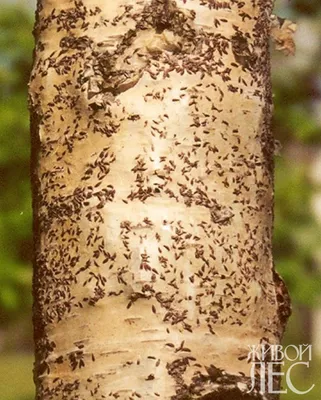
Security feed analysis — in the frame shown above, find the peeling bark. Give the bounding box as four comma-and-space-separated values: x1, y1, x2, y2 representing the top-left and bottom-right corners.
29, 1, 291, 399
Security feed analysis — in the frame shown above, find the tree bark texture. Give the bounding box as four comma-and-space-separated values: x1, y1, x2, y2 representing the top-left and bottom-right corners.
29, 0, 291, 399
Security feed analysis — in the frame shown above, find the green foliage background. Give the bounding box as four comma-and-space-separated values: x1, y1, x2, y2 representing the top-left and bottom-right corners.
0, 6, 33, 322
0, 1, 320, 399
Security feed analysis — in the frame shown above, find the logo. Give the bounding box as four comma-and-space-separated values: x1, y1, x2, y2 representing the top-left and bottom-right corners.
247, 344, 315, 395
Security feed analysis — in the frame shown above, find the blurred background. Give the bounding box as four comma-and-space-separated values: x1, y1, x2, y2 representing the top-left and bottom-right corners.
0, 0, 320, 399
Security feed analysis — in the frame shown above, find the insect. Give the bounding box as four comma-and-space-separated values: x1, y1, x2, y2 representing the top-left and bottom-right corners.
231, 31, 256, 71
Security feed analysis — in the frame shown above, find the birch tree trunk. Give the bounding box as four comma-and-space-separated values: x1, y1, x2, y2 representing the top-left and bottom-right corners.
29, 0, 291, 399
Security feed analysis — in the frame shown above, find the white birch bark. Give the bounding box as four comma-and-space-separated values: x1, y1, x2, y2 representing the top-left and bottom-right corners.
29, 0, 291, 399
